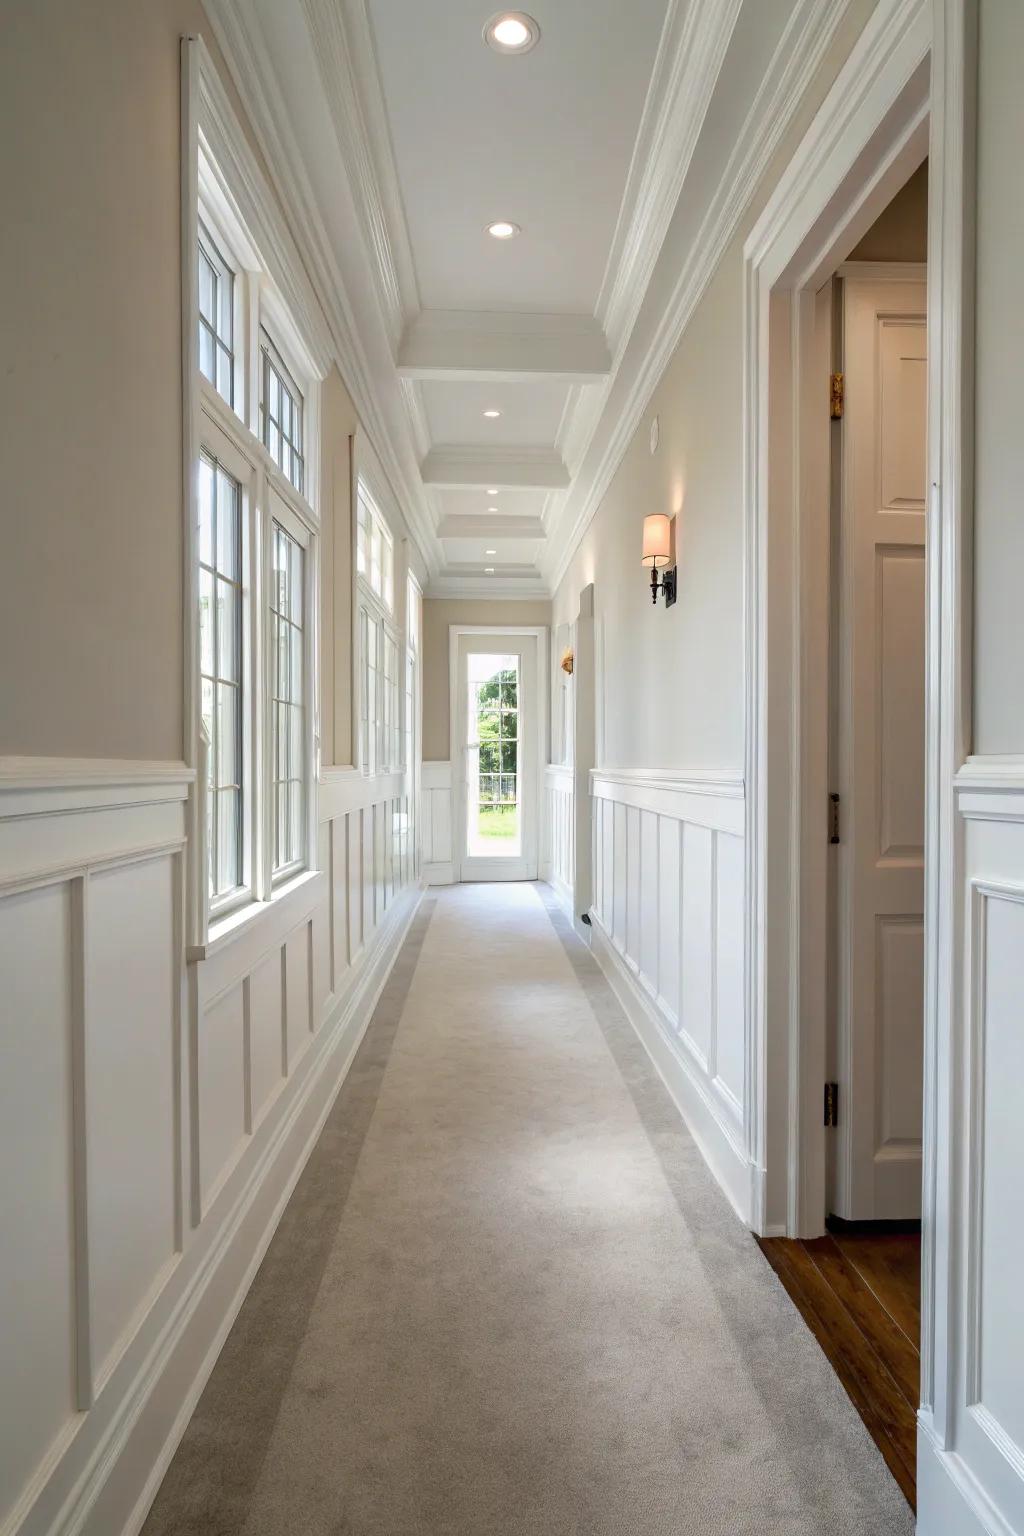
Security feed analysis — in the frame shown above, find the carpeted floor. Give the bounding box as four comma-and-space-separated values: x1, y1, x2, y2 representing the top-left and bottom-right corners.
143, 882, 916, 1535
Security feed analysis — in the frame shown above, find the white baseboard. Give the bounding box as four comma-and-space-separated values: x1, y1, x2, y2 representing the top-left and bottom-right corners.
23, 881, 424, 1536
589, 915, 752, 1226
423, 860, 455, 886
917, 1416, 1017, 1536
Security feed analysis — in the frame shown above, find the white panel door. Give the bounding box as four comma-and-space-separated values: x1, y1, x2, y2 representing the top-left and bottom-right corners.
833, 267, 927, 1221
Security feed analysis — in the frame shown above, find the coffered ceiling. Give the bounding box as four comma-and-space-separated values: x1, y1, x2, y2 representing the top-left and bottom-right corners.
205, 0, 859, 596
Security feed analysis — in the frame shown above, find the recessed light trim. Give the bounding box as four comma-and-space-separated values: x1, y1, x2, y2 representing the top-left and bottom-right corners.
487, 488, 499, 495
485, 548, 497, 555
487, 220, 521, 241
483, 11, 540, 54
483, 409, 501, 418
485, 567, 495, 574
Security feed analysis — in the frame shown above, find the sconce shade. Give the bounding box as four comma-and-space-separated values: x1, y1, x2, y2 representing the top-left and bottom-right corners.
641, 513, 672, 569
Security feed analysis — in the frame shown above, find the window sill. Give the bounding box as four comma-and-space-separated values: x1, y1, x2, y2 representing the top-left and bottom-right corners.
188, 869, 320, 963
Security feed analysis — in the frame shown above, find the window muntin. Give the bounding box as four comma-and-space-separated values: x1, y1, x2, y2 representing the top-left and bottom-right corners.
198, 223, 234, 407
198, 452, 244, 903
270, 520, 306, 879
260, 328, 304, 493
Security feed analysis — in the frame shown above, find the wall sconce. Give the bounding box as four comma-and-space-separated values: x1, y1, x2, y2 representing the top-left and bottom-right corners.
641, 513, 676, 606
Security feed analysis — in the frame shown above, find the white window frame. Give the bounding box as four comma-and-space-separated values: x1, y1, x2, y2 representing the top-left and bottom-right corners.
354, 473, 401, 778
183, 37, 328, 953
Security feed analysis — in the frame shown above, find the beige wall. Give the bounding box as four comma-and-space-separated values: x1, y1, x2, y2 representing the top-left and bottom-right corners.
848, 158, 928, 262
0, 0, 360, 766
550, 2, 878, 778
973, 0, 1024, 754
422, 599, 551, 760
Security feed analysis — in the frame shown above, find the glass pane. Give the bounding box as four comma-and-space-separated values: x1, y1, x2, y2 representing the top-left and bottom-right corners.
201, 674, 214, 745
276, 700, 288, 780
288, 781, 303, 865
199, 568, 214, 677
199, 324, 215, 384
467, 654, 521, 859
198, 457, 214, 566
216, 342, 233, 406
216, 578, 238, 682
477, 709, 499, 743
217, 682, 238, 788
501, 739, 518, 773
217, 787, 239, 893
198, 250, 216, 324
276, 782, 288, 868
289, 624, 302, 702
479, 741, 499, 775
290, 541, 303, 626
500, 675, 517, 709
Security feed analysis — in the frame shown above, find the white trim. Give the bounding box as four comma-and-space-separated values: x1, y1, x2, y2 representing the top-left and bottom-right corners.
589, 913, 751, 1226
591, 768, 744, 834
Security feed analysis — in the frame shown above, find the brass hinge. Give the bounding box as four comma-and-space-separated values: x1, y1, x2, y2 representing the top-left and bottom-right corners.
829, 792, 840, 845
830, 372, 844, 418
825, 1082, 839, 1128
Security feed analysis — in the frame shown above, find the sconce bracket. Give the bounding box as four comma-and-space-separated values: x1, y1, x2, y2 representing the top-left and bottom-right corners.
649, 565, 677, 608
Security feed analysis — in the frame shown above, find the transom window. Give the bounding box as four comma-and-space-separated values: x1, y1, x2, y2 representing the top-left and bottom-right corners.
356, 485, 394, 611
198, 452, 243, 903
270, 520, 306, 878
260, 328, 304, 492
198, 222, 234, 407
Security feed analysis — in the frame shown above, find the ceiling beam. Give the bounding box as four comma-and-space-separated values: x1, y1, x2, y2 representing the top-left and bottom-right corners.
398, 310, 611, 384
421, 447, 569, 491
437, 514, 547, 541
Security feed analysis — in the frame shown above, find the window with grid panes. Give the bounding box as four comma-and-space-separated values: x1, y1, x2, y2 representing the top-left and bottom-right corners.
198, 452, 244, 903
260, 328, 304, 493
198, 222, 234, 407
269, 521, 305, 877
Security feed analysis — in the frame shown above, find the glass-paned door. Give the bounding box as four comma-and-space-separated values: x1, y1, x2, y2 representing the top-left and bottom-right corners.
467, 654, 520, 858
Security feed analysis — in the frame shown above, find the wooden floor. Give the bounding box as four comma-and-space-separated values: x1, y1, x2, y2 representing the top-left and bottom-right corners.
757, 1227, 921, 1509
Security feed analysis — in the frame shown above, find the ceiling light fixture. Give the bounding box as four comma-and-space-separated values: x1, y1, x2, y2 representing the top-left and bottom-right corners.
485, 567, 495, 574
483, 11, 540, 54
485, 548, 497, 555
483, 409, 501, 418
487, 220, 521, 240
487, 488, 499, 495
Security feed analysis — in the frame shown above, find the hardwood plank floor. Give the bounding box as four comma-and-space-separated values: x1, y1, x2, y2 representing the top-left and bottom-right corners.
757, 1229, 921, 1510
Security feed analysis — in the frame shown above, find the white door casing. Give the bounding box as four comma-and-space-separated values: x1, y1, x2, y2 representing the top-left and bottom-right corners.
449, 626, 547, 882
833, 264, 927, 1221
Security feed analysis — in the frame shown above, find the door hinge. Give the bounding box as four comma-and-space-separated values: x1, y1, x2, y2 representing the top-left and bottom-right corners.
829, 792, 840, 845
824, 1082, 839, 1128
830, 372, 844, 418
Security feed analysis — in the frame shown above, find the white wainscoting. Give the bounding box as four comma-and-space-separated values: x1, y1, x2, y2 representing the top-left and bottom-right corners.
917, 759, 1024, 1536
588, 768, 751, 1222
0, 758, 422, 1536
421, 760, 454, 885
543, 763, 574, 915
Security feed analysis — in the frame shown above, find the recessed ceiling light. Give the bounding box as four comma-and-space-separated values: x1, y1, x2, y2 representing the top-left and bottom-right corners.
483, 409, 501, 418
485, 548, 497, 554
485, 567, 495, 574
483, 11, 540, 54
487, 488, 499, 495
487, 220, 521, 240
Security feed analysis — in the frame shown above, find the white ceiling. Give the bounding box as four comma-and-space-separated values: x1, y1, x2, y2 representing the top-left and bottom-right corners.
209, 0, 829, 596
367, 0, 670, 315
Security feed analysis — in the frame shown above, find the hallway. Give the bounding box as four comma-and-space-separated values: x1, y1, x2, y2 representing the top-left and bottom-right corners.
143, 884, 912, 1535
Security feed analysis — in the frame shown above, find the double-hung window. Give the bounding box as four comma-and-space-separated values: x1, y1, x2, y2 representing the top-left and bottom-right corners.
356, 480, 399, 777
189, 146, 320, 937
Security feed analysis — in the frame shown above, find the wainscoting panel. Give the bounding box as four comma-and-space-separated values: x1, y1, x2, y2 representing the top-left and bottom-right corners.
0, 758, 423, 1536
422, 761, 454, 885
543, 764, 574, 914
589, 768, 750, 1221
918, 761, 1024, 1536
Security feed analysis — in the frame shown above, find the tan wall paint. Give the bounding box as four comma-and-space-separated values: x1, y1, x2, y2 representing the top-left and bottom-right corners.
0, 0, 360, 766
973, 0, 1024, 753
422, 600, 551, 760
848, 158, 929, 262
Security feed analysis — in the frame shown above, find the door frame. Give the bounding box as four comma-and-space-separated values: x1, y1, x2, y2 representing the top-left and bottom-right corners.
448, 624, 549, 882
742, 0, 974, 1454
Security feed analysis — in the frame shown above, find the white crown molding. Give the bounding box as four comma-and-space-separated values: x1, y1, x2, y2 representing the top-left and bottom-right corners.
201, 0, 443, 578
421, 446, 570, 491
426, 580, 551, 601
398, 310, 611, 383
300, 0, 420, 346
545, 0, 857, 595
595, 0, 743, 357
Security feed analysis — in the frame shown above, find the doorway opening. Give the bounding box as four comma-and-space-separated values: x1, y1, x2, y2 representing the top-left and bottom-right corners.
449, 625, 547, 882
466, 653, 521, 859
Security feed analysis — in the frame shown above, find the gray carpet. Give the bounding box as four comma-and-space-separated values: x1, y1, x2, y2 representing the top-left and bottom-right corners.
143, 882, 915, 1535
